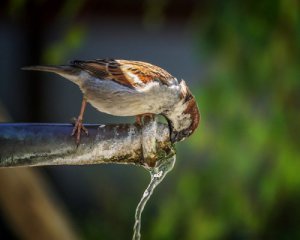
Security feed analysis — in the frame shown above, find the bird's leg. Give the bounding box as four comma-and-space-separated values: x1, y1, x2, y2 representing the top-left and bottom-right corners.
135, 113, 154, 126
135, 115, 143, 126
71, 97, 88, 145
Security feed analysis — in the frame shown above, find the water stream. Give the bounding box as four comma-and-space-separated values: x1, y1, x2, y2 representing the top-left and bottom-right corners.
132, 155, 176, 240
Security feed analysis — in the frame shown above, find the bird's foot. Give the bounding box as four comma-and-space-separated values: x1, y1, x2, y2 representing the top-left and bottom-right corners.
71, 117, 88, 145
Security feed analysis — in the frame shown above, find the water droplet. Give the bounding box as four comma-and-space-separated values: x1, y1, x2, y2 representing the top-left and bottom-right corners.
153, 171, 163, 178
143, 190, 149, 198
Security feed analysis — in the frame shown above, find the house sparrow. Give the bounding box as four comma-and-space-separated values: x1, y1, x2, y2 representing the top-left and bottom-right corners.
22, 59, 200, 144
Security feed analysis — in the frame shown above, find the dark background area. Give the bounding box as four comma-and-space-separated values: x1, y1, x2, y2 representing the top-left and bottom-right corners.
0, 0, 299, 239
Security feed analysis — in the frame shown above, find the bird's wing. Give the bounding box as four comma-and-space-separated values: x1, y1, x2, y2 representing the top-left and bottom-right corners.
70, 59, 175, 88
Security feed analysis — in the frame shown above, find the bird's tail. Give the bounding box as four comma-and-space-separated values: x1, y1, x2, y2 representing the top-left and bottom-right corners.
22, 65, 82, 84
22, 65, 78, 74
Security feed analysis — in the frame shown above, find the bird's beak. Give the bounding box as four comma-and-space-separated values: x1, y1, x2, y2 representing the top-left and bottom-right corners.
170, 130, 178, 144
170, 129, 188, 143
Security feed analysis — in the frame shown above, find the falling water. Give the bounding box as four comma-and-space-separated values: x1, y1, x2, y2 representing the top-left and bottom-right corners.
132, 155, 176, 240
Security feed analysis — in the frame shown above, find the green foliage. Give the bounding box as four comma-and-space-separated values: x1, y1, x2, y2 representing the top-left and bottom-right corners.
149, 0, 300, 239
143, 0, 169, 30
43, 0, 86, 64
43, 25, 86, 64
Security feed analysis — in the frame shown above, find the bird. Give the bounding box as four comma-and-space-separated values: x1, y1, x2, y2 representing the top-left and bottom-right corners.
22, 59, 200, 144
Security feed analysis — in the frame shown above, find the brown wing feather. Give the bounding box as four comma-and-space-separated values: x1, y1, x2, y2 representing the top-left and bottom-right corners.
116, 60, 174, 85
70, 59, 175, 88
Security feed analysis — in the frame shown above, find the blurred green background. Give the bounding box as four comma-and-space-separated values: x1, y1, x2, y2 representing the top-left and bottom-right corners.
0, 0, 299, 239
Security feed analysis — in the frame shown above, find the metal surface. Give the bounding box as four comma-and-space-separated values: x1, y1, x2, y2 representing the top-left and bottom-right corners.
0, 123, 174, 168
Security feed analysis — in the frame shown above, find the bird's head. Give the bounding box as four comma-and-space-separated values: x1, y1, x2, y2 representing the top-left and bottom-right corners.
164, 80, 200, 143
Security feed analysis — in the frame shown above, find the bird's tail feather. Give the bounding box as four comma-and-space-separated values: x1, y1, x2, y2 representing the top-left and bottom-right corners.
21, 65, 82, 84
21, 65, 79, 75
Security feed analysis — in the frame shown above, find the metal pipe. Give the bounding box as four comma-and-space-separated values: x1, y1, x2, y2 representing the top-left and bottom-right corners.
0, 123, 174, 168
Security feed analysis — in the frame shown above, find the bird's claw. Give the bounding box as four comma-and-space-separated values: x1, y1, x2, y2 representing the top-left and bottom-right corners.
71, 118, 88, 145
